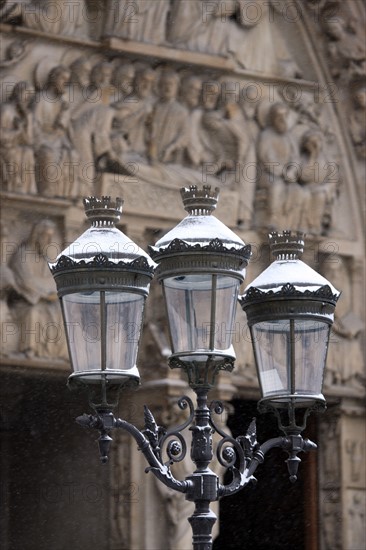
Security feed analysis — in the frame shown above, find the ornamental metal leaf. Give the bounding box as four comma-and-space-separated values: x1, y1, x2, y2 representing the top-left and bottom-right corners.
166, 238, 191, 253
50, 255, 77, 272
151, 238, 251, 260
241, 283, 339, 303
282, 283, 297, 295
92, 253, 109, 266
142, 405, 160, 450
51, 253, 154, 275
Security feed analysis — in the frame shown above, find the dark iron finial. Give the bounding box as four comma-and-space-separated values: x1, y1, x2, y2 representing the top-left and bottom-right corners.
180, 185, 219, 215
83, 196, 124, 227
269, 231, 305, 260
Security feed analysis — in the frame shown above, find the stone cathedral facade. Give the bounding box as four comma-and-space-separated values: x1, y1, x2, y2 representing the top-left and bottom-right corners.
0, 2, 365, 549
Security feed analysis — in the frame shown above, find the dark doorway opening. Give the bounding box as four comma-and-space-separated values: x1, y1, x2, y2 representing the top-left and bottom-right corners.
214, 399, 317, 550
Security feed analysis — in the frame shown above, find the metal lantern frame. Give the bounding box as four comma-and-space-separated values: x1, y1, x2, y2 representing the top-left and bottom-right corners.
49, 196, 155, 411
149, 185, 252, 389
48, 192, 340, 550
240, 231, 340, 436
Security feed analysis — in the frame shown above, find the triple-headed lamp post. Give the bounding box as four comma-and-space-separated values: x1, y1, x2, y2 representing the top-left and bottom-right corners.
49, 187, 340, 550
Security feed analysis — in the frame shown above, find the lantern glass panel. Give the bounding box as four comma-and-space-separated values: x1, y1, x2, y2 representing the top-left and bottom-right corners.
62, 291, 144, 378
163, 274, 240, 361
251, 319, 330, 401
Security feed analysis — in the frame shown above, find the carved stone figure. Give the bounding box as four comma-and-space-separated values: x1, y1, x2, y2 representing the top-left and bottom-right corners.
112, 65, 156, 157
149, 71, 188, 164
9, 220, 67, 359
197, 81, 222, 166
349, 84, 366, 158
0, 220, 19, 355
33, 65, 79, 197
67, 57, 92, 120
288, 129, 335, 234
345, 439, 365, 483
233, 0, 301, 77
0, 80, 37, 194
180, 75, 203, 167
347, 493, 365, 550
71, 61, 115, 191
1, 0, 89, 38
257, 103, 298, 229
168, 1, 300, 76
0, 39, 31, 68
168, 0, 235, 56
104, 0, 169, 45
321, 256, 365, 389
111, 62, 135, 104
322, 16, 366, 81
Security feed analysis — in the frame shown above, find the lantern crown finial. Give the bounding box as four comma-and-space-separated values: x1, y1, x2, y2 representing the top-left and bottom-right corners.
180, 185, 219, 216
269, 231, 305, 261
83, 196, 124, 227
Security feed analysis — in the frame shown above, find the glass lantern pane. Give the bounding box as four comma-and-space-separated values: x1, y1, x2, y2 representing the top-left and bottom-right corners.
163, 274, 239, 360
252, 319, 330, 400
252, 320, 291, 397
105, 292, 144, 372
294, 320, 330, 395
62, 291, 144, 374
62, 291, 101, 373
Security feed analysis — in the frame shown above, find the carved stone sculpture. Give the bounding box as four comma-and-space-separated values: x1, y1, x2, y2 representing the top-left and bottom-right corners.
112, 65, 156, 157
33, 65, 79, 197
179, 75, 203, 168
233, 0, 301, 77
322, 15, 366, 81
1, 0, 90, 38
67, 57, 92, 120
321, 256, 365, 389
0, 80, 37, 194
149, 71, 188, 164
347, 492, 366, 550
104, 0, 170, 45
9, 220, 67, 359
288, 129, 335, 235
71, 61, 115, 192
257, 102, 298, 230
0, 220, 19, 355
0, 39, 31, 68
349, 84, 366, 159
168, 0, 235, 56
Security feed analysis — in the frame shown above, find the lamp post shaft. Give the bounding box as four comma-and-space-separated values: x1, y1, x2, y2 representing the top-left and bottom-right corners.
187, 387, 218, 550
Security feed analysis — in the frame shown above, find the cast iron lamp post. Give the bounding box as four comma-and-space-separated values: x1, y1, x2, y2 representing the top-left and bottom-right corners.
49, 188, 340, 550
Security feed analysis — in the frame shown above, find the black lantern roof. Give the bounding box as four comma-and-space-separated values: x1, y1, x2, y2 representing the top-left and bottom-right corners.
49, 196, 156, 296
240, 231, 340, 325
149, 185, 251, 281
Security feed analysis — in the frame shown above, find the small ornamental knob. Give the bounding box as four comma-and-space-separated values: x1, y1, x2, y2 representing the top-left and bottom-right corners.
269, 231, 305, 260
180, 185, 219, 215
83, 196, 123, 227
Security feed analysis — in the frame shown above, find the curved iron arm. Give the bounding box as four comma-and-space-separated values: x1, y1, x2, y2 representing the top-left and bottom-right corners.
76, 412, 189, 494
218, 434, 317, 498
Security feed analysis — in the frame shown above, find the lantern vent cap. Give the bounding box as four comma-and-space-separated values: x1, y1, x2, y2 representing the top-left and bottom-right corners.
84, 196, 123, 227
269, 231, 304, 261
181, 185, 219, 216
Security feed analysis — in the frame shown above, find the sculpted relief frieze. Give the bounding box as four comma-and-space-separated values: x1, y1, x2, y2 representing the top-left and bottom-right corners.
0, 2, 364, 383
0, 49, 353, 238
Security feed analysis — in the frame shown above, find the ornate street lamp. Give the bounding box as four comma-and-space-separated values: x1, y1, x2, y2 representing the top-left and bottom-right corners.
49, 189, 340, 550
49, 196, 156, 415
239, 232, 340, 432
149, 185, 251, 387
239, 231, 340, 482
